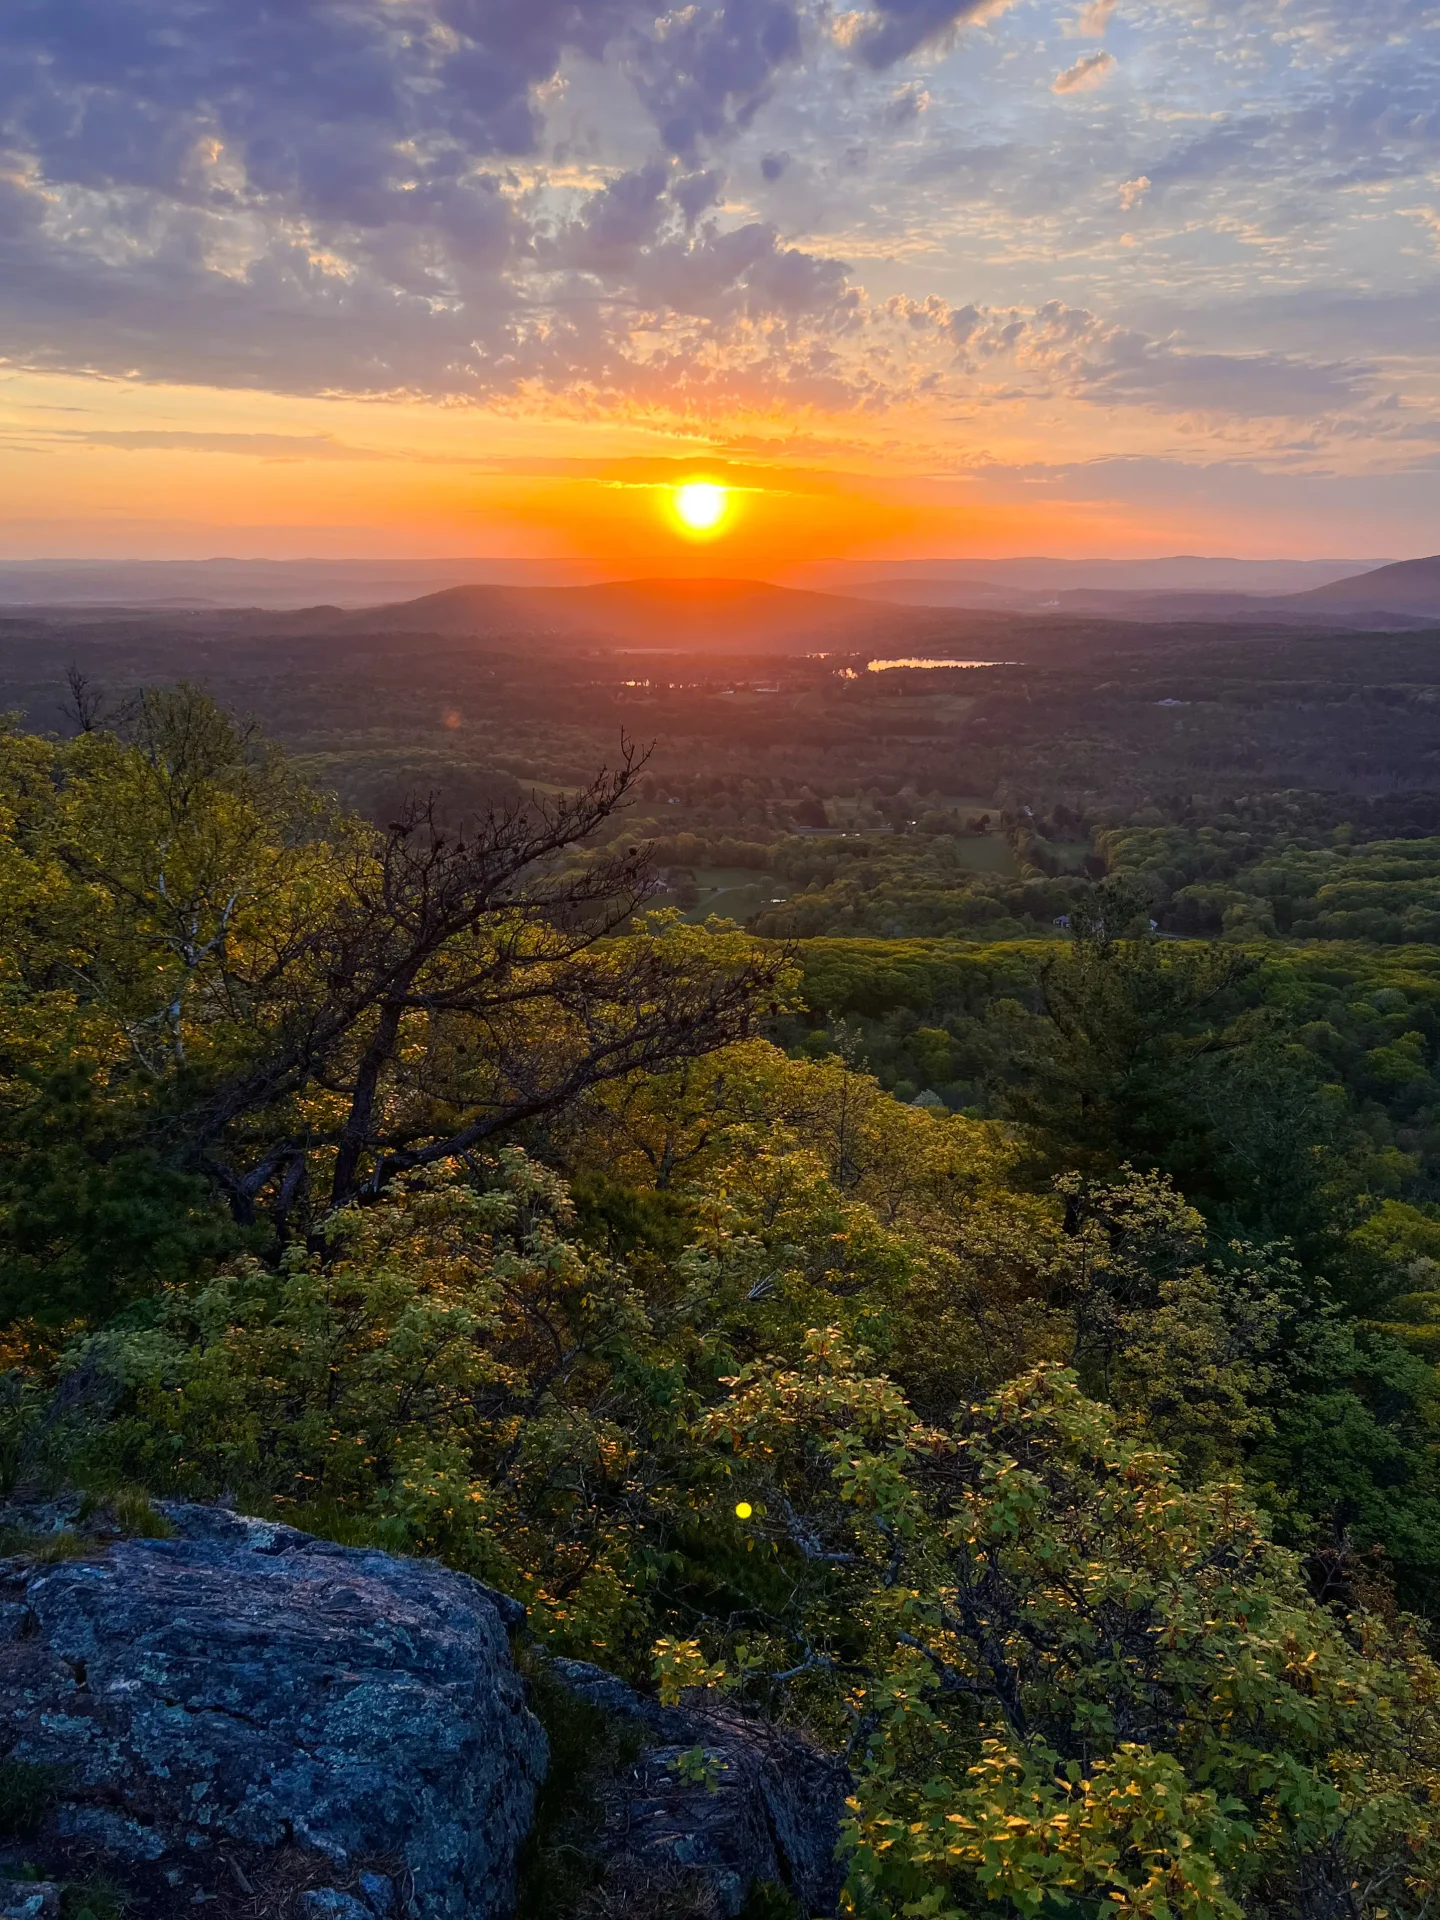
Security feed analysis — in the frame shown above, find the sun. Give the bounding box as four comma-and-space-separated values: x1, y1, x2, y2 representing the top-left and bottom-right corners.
672, 481, 730, 535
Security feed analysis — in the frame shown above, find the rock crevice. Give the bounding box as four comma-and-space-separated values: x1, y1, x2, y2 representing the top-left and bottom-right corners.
546, 1656, 850, 1918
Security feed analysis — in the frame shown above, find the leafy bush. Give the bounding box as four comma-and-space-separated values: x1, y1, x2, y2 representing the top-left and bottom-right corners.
693, 1348, 1440, 1919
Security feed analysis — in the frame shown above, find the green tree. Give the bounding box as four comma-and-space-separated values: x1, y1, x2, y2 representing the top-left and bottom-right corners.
0, 694, 789, 1305
694, 1346, 1440, 1920
995, 916, 1368, 1256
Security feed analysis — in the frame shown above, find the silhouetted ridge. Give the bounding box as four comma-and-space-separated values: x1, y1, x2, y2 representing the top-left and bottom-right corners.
341, 576, 960, 650
1286, 553, 1440, 615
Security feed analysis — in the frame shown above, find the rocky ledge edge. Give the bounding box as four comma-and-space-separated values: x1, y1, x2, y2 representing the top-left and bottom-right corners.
0, 1503, 848, 1920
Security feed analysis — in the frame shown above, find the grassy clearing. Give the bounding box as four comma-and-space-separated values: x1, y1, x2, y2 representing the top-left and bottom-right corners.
946, 836, 1019, 876
681, 868, 789, 924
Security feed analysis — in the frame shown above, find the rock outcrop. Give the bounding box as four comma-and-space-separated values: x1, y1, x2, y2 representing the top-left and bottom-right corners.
0, 1504, 852, 1920
547, 1657, 851, 1918
0, 1505, 545, 1920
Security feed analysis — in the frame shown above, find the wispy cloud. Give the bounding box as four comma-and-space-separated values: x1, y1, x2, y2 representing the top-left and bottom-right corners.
928, 297, 1371, 418
1070, 0, 1118, 37
851, 2, 1020, 70
55, 431, 401, 460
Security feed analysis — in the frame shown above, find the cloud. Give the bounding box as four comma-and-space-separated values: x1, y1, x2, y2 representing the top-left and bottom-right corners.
1138, 34, 1440, 199
53, 431, 400, 460
630, 1, 805, 158
1070, 0, 1117, 37
928, 298, 1370, 419
852, 0, 1017, 71
1053, 51, 1117, 94
0, 2, 888, 410
0, 1, 835, 239
670, 168, 723, 225
543, 163, 672, 275
906, 140, 1015, 189
1075, 337, 1364, 417
614, 219, 856, 326
0, 0, 1435, 470
883, 84, 930, 127
473, 453, 847, 492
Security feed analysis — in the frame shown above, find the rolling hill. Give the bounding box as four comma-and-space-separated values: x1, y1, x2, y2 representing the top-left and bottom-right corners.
341, 576, 960, 651
1284, 553, 1440, 617
843, 556, 1440, 627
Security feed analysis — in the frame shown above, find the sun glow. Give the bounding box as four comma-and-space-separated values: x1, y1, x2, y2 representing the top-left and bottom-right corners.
672, 481, 730, 535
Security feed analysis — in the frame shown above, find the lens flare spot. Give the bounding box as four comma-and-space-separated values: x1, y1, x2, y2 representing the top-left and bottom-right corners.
674, 482, 729, 534
734, 1501, 753, 1520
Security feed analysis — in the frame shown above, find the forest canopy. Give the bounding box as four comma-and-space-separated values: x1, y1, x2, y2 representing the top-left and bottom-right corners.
2, 691, 1439, 1920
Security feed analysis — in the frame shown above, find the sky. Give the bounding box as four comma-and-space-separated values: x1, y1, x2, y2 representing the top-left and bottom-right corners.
1, 0, 1439, 565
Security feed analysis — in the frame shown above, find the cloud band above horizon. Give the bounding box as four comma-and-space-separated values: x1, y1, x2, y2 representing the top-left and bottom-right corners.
1, 1, 1439, 557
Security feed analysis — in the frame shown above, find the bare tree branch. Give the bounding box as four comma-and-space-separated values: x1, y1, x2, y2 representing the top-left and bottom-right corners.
160, 743, 789, 1221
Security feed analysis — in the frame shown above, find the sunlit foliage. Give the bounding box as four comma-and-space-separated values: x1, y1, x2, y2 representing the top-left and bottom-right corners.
4, 695, 1440, 1918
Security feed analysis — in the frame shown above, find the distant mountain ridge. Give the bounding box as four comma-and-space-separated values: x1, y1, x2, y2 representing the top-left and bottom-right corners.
289, 559, 1440, 644
2, 554, 1435, 634
340, 576, 953, 649
0, 557, 613, 610
843, 554, 1440, 626
1286, 553, 1440, 613
0, 553, 1396, 610
798, 555, 1389, 597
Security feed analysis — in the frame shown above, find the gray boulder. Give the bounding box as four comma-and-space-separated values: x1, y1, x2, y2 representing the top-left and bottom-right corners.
0, 1505, 545, 1920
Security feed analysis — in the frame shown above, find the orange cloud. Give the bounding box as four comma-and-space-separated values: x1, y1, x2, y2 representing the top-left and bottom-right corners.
1053, 51, 1117, 93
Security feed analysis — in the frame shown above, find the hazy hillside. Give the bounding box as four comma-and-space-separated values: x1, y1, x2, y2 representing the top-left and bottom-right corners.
847, 576, 1028, 609
0, 556, 624, 608
0, 553, 1393, 612
1287, 553, 1440, 615
342, 575, 959, 651
846, 559, 1440, 628
801, 554, 1387, 596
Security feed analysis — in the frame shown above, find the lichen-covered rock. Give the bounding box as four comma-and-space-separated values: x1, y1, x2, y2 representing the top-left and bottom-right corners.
0, 1885, 60, 1920
548, 1657, 851, 1918
0, 1505, 546, 1920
